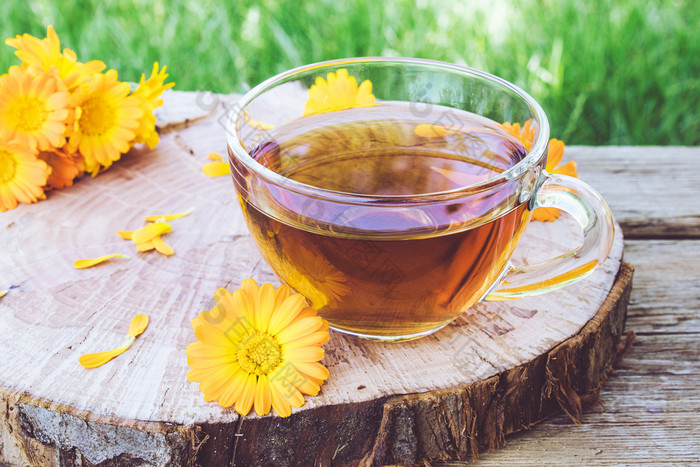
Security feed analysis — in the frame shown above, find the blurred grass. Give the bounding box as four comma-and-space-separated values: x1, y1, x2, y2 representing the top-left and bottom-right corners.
2, 0, 698, 145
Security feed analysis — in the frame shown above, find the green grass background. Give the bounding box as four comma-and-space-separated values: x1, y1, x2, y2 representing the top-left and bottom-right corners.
2, 0, 698, 145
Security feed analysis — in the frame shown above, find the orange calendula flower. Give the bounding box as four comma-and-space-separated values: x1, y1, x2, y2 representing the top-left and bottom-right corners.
0, 140, 51, 212
38, 149, 84, 190
501, 119, 579, 222
501, 119, 536, 152
79, 314, 149, 368
533, 138, 578, 222
73, 254, 130, 269
187, 279, 330, 417
0, 66, 71, 151
5, 25, 106, 90
303, 69, 375, 116
67, 69, 142, 175
130, 62, 175, 149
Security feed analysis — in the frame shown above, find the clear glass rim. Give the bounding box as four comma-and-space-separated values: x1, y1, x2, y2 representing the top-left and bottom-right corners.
226, 57, 550, 204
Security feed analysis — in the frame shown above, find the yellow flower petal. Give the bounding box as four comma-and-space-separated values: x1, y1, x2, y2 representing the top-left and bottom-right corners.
234, 373, 257, 416
131, 221, 172, 244
73, 253, 130, 269
116, 230, 134, 240
269, 371, 305, 408
207, 152, 223, 161
282, 346, 325, 363
276, 316, 325, 344
202, 161, 231, 177
284, 369, 321, 397
552, 160, 578, 178
268, 377, 293, 417
281, 330, 331, 350
79, 341, 132, 368
267, 293, 307, 336
254, 374, 273, 416
152, 236, 174, 256
546, 138, 565, 169
199, 364, 241, 397
292, 361, 331, 381
127, 314, 149, 337
136, 241, 156, 252
0, 290, 8, 299
143, 207, 195, 222
218, 370, 249, 407
256, 283, 276, 332
79, 313, 148, 368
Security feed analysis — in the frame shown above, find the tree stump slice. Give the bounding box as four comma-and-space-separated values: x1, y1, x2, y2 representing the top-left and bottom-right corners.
0, 91, 633, 466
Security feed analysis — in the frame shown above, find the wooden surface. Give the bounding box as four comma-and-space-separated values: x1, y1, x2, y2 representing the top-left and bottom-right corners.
0, 90, 695, 465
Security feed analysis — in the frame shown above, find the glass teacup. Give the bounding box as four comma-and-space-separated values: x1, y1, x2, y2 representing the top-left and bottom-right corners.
226, 58, 614, 341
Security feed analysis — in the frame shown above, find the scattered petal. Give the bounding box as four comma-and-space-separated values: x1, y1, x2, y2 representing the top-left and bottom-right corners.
0, 290, 7, 299
143, 207, 195, 222
73, 254, 130, 269
131, 221, 172, 244
208, 153, 223, 161
136, 241, 156, 252
79, 314, 149, 368
152, 236, 174, 255
79, 340, 133, 368
116, 230, 134, 240
203, 161, 231, 177
127, 314, 149, 337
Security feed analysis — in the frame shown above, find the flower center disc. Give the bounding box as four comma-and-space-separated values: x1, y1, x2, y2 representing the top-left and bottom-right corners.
237, 332, 282, 376
79, 97, 116, 136
0, 150, 18, 184
8, 97, 48, 132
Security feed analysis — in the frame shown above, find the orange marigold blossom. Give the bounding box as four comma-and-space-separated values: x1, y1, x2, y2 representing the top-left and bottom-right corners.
0, 66, 71, 152
501, 119, 579, 222
38, 148, 84, 190
0, 139, 51, 212
303, 68, 375, 116
79, 314, 149, 368
187, 279, 330, 417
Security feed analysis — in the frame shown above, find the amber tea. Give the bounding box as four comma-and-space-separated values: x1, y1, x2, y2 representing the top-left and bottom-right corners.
233, 103, 532, 339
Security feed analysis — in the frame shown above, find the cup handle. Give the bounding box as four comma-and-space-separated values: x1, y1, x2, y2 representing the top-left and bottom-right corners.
485, 172, 615, 300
